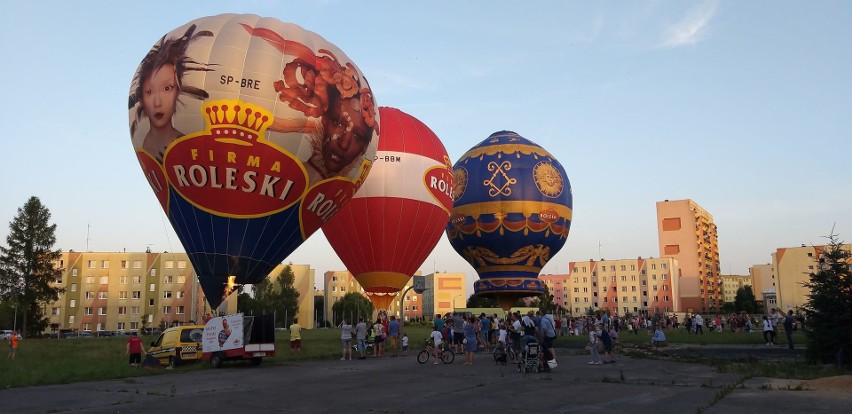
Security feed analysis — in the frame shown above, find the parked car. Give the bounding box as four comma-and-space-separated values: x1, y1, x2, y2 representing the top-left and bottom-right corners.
147, 325, 205, 368
1, 330, 13, 340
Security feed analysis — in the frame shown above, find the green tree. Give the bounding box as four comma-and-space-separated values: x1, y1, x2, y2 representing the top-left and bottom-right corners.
331, 292, 373, 325
734, 285, 759, 314
313, 295, 326, 327
537, 285, 555, 313
466, 294, 497, 308
802, 233, 852, 366
251, 265, 299, 328
0, 197, 64, 337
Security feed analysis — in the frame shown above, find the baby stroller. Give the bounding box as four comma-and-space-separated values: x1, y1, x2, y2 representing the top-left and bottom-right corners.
517, 340, 541, 373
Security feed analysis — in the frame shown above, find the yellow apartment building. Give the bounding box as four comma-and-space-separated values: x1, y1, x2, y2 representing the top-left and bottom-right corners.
46, 251, 236, 334
568, 257, 680, 316
322, 271, 425, 322
719, 274, 752, 303
267, 263, 316, 329
423, 272, 467, 318
749, 263, 774, 303
657, 199, 721, 313
772, 243, 852, 313
44, 252, 321, 334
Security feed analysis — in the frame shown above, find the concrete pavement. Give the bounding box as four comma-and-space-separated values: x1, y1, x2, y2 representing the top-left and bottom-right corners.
1, 345, 849, 413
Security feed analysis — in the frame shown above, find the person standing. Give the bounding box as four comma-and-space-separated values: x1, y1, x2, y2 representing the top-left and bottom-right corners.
587, 325, 602, 365
463, 315, 477, 366
769, 308, 781, 345
372, 318, 385, 357
762, 315, 775, 345
289, 317, 302, 355
401, 333, 409, 357
784, 310, 796, 350
340, 319, 353, 360
693, 314, 704, 335
429, 326, 444, 365
599, 324, 614, 364
539, 314, 558, 370
126, 331, 145, 367
355, 317, 368, 359
452, 313, 465, 354
7, 330, 21, 360
388, 315, 401, 357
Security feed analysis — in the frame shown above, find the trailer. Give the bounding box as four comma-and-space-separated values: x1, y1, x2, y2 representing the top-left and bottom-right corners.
202, 313, 275, 368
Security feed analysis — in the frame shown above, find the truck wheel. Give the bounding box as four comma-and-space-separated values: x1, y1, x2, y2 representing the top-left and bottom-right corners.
210, 352, 224, 369
250, 357, 262, 366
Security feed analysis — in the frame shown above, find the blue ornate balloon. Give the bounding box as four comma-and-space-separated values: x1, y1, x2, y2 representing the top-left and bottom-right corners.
446, 131, 573, 307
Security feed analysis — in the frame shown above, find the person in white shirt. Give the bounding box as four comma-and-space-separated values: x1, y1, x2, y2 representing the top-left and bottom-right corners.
429, 326, 444, 364
339, 319, 353, 360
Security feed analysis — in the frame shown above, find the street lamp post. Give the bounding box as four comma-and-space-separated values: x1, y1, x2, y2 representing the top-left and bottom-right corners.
12, 304, 17, 332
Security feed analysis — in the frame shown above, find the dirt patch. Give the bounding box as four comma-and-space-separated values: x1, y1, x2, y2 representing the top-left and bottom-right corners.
805, 375, 852, 392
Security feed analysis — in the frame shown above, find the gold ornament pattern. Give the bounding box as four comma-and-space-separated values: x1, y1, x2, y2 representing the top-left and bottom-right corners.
452, 167, 468, 202
462, 244, 551, 268
484, 161, 516, 197
533, 161, 563, 198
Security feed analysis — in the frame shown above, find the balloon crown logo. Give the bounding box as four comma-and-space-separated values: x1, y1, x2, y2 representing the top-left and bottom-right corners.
203, 101, 273, 141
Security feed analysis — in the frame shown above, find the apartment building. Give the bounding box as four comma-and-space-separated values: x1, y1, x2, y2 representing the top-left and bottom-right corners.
539, 273, 570, 311
47, 251, 236, 334
45, 251, 323, 334
719, 274, 752, 303
267, 263, 316, 329
422, 272, 467, 319
322, 271, 425, 322
748, 263, 774, 303
568, 257, 679, 316
772, 243, 852, 313
657, 199, 721, 313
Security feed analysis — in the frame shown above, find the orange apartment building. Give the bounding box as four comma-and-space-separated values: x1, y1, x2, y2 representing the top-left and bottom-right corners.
539, 273, 570, 312
568, 257, 680, 316
771, 243, 852, 313
657, 199, 721, 313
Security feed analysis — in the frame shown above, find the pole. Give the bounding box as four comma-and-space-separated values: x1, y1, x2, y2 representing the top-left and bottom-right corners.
12, 304, 17, 332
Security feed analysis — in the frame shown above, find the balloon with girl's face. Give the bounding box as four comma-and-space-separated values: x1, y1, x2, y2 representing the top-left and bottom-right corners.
128, 14, 380, 308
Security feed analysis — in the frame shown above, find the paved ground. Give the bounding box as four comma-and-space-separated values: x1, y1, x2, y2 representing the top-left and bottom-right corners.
2, 344, 849, 414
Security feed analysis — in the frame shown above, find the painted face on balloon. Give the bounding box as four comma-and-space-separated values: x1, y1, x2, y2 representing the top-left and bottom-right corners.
321, 96, 371, 174
141, 63, 179, 130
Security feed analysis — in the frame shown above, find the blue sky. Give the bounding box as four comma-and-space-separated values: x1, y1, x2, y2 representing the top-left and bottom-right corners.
1, 1, 850, 292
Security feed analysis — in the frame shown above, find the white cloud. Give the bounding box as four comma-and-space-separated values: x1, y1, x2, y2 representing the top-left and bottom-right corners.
660, 0, 719, 47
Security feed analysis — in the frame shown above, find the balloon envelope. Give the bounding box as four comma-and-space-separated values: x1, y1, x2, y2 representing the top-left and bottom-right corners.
128, 14, 380, 307
446, 131, 572, 310
323, 107, 453, 310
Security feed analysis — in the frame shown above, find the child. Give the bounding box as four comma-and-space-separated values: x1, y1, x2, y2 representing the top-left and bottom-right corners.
497, 322, 508, 348
401, 333, 409, 357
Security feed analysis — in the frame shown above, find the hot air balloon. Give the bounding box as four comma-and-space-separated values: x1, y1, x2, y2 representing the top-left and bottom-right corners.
323, 107, 453, 310
128, 14, 380, 308
446, 131, 572, 311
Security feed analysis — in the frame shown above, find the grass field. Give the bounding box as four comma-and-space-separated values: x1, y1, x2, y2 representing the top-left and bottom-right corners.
0, 326, 819, 389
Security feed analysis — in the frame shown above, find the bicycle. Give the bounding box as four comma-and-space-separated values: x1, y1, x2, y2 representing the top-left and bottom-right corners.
417, 341, 454, 364
492, 341, 516, 365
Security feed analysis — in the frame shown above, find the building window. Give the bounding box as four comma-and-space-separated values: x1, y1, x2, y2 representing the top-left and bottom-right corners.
177, 291, 185, 299
117, 322, 126, 330
177, 306, 185, 314
72, 268, 78, 277
178, 261, 187, 269
664, 296, 670, 302
85, 276, 94, 284
662, 274, 668, 280
663, 285, 669, 291
149, 283, 156, 292
69, 315, 75, 324
71, 283, 77, 292
150, 269, 156, 277
98, 307, 106, 315
120, 276, 128, 284
101, 260, 109, 269
84, 323, 91, 331
118, 306, 127, 315
85, 291, 94, 299
121, 260, 129, 269
87, 260, 95, 269
51, 307, 60, 316
651, 263, 656, 270
99, 292, 108, 299
119, 291, 128, 299
163, 291, 172, 299
631, 265, 635, 271
662, 263, 667, 269
132, 276, 141, 284
130, 322, 139, 330
132, 291, 141, 299
131, 306, 140, 315
133, 260, 142, 269
620, 265, 626, 271
163, 306, 171, 314
100, 276, 108, 284
149, 299, 154, 306
177, 275, 186, 284
164, 275, 173, 284
165, 260, 174, 269
84, 307, 93, 315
